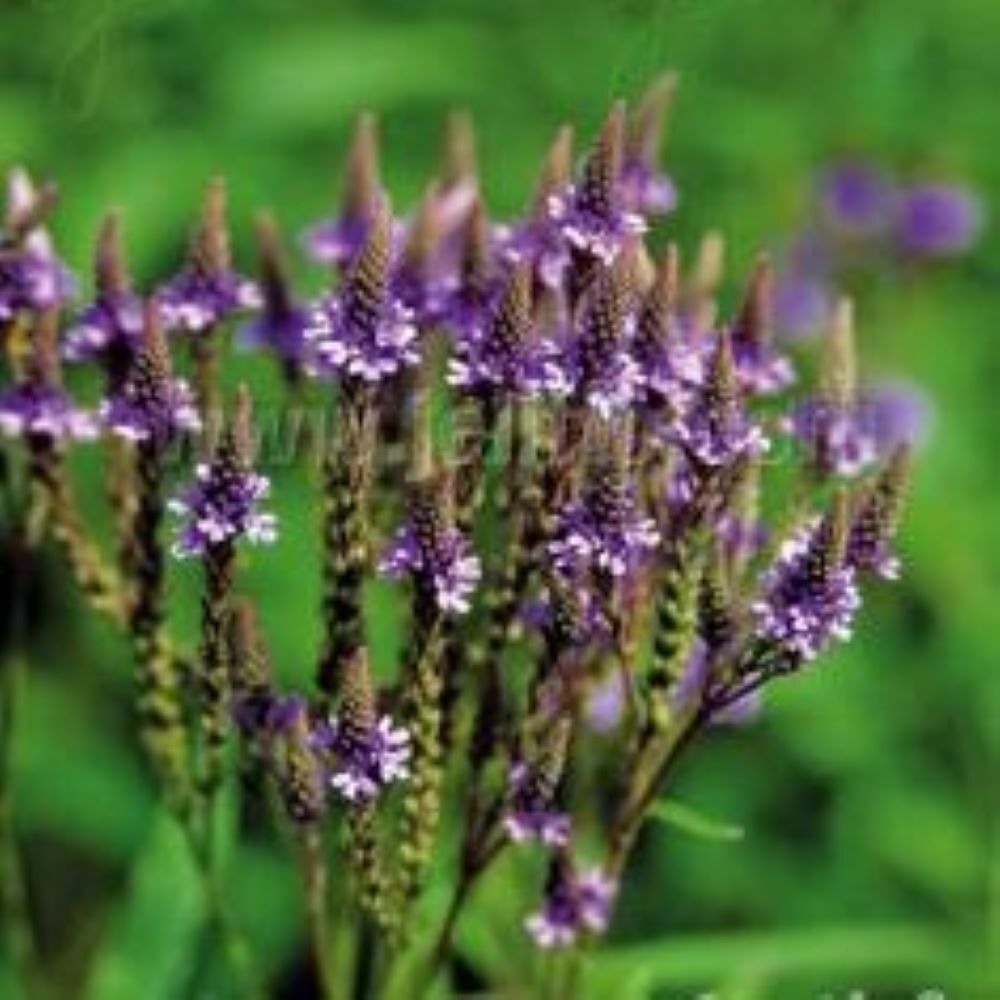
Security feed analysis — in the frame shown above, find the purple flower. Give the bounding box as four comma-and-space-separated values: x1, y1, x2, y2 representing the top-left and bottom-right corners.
303, 214, 372, 268
379, 519, 481, 615
621, 159, 677, 217
670, 336, 769, 468
864, 380, 932, 455
157, 269, 260, 334
786, 399, 877, 477
0, 382, 96, 441
169, 462, 277, 558
673, 640, 761, 725
773, 270, 832, 341
820, 161, 894, 236
895, 183, 983, 257
548, 485, 659, 581
526, 860, 617, 949
101, 360, 201, 443
503, 762, 572, 847
753, 515, 860, 663
584, 671, 627, 733
306, 206, 420, 384
65, 293, 144, 363
0, 244, 74, 321
316, 714, 411, 803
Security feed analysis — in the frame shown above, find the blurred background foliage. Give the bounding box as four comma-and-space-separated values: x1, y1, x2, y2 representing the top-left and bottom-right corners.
1, 0, 998, 996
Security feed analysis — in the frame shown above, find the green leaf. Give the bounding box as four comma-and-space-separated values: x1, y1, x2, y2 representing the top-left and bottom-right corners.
85, 815, 204, 1000
649, 798, 746, 843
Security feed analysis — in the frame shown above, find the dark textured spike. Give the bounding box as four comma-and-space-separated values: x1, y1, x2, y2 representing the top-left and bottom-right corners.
229, 599, 272, 697
28, 308, 62, 389
810, 490, 850, 585
342, 112, 381, 221
629, 70, 678, 166
279, 709, 326, 825
340, 649, 378, 742
578, 101, 626, 216
458, 197, 490, 296
344, 199, 392, 336
95, 210, 131, 299
489, 262, 532, 354
698, 544, 734, 654
636, 243, 680, 349
532, 124, 574, 218
580, 250, 634, 364
703, 332, 739, 432
732, 252, 773, 350
402, 183, 440, 275
849, 444, 911, 568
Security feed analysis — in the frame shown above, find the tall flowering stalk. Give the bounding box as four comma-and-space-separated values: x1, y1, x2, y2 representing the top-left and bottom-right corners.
6, 75, 919, 997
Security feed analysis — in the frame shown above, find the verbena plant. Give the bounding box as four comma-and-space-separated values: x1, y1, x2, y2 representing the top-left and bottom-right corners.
0, 75, 911, 996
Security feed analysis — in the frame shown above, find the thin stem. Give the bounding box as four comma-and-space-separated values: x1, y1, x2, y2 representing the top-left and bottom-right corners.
299, 827, 336, 999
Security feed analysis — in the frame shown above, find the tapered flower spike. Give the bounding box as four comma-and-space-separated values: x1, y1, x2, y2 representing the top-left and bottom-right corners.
623, 70, 679, 215
304, 112, 384, 267
241, 212, 310, 368
3, 168, 59, 239
441, 109, 479, 194
730, 252, 793, 394
229, 598, 276, 738
504, 716, 573, 846
687, 230, 725, 333
533, 125, 575, 221
580, 101, 626, 222
788, 296, 876, 477
847, 444, 911, 578
158, 177, 260, 334
275, 703, 327, 825
525, 851, 617, 949
65, 212, 144, 377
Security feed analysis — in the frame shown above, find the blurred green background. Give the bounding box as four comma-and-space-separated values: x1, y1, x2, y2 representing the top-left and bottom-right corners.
2, 0, 998, 996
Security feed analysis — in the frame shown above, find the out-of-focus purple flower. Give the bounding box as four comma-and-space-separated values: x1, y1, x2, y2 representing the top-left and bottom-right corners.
584, 671, 627, 733
895, 183, 983, 257
673, 639, 761, 725
0, 382, 96, 441
620, 160, 677, 217
158, 269, 260, 334
65, 294, 144, 363
379, 483, 481, 615
753, 511, 860, 663
526, 858, 617, 949
303, 215, 370, 268
773, 270, 832, 340
0, 245, 74, 321
503, 761, 572, 847
820, 161, 894, 236
787, 399, 877, 477
863, 379, 932, 455
315, 714, 411, 803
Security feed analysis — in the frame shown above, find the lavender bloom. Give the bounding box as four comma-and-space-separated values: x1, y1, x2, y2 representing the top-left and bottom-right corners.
729, 256, 794, 396
820, 161, 894, 236
306, 204, 419, 384
169, 462, 276, 558
620, 159, 677, 217
317, 714, 412, 803
622, 71, 679, 217
0, 243, 74, 321
526, 860, 617, 949
379, 520, 481, 615
753, 511, 860, 663
65, 294, 144, 363
547, 103, 645, 268
895, 183, 983, 257
0, 382, 96, 441
548, 483, 659, 581
787, 399, 877, 477
503, 762, 572, 847
864, 380, 932, 455
158, 268, 260, 333
157, 179, 260, 333
773, 269, 832, 340
671, 335, 769, 468
584, 671, 627, 732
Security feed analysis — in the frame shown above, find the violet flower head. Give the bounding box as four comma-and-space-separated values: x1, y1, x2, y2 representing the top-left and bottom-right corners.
671, 334, 769, 468
447, 263, 553, 398
101, 306, 201, 442
168, 388, 277, 558
895, 182, 983, 257
0, 312, 95, 442
753, 499, 860, 664
306, 202, 419, 384
547, 103, 645, 267
847, 446, 910, 580
548, 454, 659, 581
503, 719, 572, 847
378, 480, 481, 615
239, 214, 311, 364
621, 71, 679, 216
562, 257, 641, 417
729, 255, 794, 395
526, 857, 617, 949
65, 213, 143, 370
157, 179, 260, 333
302, 114, 383, 268
820, 160, 894, 236
864, 379, 932, 456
